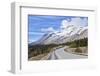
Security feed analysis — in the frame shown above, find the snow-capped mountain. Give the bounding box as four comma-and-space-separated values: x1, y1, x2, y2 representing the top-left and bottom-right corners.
30, 19, 88, 45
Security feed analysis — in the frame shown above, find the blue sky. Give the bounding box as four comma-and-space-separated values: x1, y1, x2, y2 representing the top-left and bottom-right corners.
28, 15, 88, 43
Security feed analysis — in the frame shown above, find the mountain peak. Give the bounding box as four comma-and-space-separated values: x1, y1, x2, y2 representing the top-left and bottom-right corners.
30, 25, 87, 45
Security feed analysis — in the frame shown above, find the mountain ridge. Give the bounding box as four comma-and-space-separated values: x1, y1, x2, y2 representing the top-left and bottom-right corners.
30, 24, 88, 45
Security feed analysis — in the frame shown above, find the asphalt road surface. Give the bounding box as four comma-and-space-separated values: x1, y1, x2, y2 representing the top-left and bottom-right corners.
42, 47, 87, 60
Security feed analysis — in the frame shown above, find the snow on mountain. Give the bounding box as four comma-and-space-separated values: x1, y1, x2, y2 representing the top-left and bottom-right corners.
30, 19, 88, 45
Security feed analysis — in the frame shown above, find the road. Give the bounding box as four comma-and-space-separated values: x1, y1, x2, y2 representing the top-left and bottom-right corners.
41, 47, 87, 60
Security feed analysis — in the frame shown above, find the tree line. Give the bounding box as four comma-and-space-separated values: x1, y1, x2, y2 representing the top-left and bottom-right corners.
28, 44, 58, 58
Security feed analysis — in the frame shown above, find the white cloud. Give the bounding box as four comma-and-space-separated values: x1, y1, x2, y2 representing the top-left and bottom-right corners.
60, 20, 68, 29
70, 17, 88, 27
29, 32, 44, 35
60, 17, 88, 29
41, 27, 55, 32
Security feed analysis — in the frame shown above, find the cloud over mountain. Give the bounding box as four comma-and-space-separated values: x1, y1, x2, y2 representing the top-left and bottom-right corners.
41, 27, 56, 32
60, 17, 88, 30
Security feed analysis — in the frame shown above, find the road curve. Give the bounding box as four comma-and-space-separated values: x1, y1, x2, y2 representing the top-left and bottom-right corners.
42, 47, 87, 60
54, 47, 87, 59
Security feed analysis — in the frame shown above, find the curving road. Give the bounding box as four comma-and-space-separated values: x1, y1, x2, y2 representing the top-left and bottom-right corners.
42, 47, 87, 60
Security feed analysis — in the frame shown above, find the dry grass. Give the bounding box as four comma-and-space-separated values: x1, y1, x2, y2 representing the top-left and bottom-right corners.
64, 46, 88, 56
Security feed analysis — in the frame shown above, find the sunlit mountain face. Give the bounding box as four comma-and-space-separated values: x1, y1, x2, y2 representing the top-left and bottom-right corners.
29, 18, 88, 45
